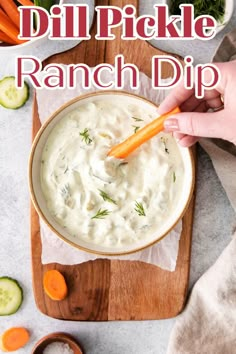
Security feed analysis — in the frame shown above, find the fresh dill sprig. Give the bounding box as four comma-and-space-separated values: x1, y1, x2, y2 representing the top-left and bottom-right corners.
173, 171, 176, 183
91, 208, 111, 219
61, 184, 70, 200
99, 190, 117, 205
132, 125, 140, 134
132, 116, 143, 122
80, 128, 92, 145
134, 201, 146, 216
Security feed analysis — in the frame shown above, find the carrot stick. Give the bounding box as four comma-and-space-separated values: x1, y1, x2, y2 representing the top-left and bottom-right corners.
0, 327, 30, 352
0, 0, 20, 29
108, 107, 181, 159
0, 7, 13, 23
0, 10, 26, 44
0, 30, 18, 45
16, 0, 35, 6
43, 270, 68, 301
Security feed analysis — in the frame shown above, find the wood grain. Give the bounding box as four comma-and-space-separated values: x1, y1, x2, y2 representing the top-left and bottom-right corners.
31, 0, 196, 320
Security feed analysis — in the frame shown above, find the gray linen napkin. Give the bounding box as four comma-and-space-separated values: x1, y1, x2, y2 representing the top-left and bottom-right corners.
167, 29, 236, 354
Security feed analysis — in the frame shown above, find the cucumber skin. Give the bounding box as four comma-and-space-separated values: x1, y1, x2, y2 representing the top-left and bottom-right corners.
0, 276, 23, 316
0, 76, 30, 110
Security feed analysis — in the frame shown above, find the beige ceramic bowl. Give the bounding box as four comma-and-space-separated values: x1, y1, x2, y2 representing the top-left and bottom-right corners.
29, 91, 195, 256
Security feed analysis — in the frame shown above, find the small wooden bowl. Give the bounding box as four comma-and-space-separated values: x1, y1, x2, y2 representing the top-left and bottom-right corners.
31, 332, 84, 354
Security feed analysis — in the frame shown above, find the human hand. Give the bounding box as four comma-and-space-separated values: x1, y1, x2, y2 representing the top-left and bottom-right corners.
158, 60, 236, 147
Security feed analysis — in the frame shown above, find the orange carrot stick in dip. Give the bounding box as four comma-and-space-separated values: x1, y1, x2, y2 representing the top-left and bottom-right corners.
108, 106, 181, 159
0, 0, 20, 29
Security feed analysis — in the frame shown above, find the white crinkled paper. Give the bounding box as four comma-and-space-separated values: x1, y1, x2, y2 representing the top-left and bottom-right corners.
36, 67, 182, 271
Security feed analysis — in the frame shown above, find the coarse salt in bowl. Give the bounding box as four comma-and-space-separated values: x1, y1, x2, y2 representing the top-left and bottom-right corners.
43, 342, 74, 354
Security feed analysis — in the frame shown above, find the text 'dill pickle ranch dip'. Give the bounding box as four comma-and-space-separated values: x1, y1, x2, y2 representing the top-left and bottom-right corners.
40, 96, 184, 249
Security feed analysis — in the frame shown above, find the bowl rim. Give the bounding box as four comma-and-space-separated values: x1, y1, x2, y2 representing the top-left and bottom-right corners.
29, 90, 195, 256
31, 332, 83, 354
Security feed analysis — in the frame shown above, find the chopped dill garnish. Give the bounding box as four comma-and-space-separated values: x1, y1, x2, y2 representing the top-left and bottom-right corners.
132, 116, 143, 122
134, 201, 146, 216
133, 125, 140, 134
80, 128, 92, 145
160, 137, 169, 154
99, 190, 117, 205
91, 208, 111, 219
173, 171, 176, 183
119, 162, 128, 167
61, 184, 70, 200
64, 167, 69, 174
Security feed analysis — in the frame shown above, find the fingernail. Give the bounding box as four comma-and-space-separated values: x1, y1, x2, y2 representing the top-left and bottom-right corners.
164, 118, 179, 132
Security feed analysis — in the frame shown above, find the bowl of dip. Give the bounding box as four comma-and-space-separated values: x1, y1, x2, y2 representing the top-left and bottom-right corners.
29, 91, 195, 256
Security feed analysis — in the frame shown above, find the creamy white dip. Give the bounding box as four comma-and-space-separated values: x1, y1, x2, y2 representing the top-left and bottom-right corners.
41, 97, 184, 248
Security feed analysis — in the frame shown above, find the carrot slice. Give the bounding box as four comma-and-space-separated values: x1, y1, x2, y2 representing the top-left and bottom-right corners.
43, 270, 68, 301
0, 10, 26, 45
0, 0, 20, 29
0, 30, 18, 45
0, 327, 30, 352
16, 0, 35, 6
108, 106, 181, 159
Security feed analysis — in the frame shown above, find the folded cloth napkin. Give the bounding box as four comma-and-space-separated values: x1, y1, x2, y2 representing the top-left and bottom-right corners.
167, 29, 236, 354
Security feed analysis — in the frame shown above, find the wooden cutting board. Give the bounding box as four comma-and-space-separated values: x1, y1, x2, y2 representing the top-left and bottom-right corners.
31, 0, 196, 321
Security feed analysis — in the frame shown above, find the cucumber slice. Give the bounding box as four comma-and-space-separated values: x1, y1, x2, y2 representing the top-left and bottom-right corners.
0, 277, 23, 316
0, 76, 29, 109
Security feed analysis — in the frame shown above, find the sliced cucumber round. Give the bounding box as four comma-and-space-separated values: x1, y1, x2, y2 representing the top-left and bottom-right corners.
0, 76, 29, 109
0, 277, 23, 316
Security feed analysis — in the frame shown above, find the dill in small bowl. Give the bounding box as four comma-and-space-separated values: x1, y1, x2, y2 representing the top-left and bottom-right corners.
169, 0, 225, 23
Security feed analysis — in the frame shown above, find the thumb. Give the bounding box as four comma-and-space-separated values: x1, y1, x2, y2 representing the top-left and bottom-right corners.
164, 111, 227, 140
